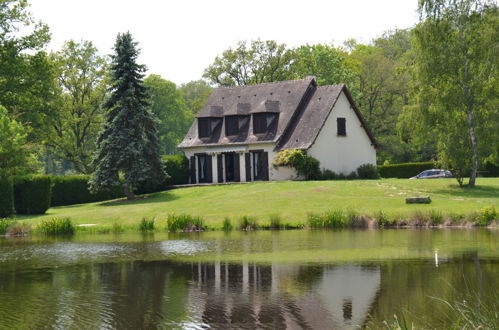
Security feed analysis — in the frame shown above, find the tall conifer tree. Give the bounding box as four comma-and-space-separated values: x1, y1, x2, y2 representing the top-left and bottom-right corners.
90, 32, 164, 199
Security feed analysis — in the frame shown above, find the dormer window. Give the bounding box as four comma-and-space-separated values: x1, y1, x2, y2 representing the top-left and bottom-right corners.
253, 113, 278, 134
225, 116, 239, 136
198, 117, 222, 138
225, 115, 250, 136
198, 118, 211, 137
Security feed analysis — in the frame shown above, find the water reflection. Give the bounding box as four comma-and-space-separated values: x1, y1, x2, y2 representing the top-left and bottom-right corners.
0, 256, 496, 329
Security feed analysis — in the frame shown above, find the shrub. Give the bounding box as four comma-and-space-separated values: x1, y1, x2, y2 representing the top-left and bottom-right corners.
320, 169, 337, 180
273, 149, 321, 180
139, 217, 155, 232
375, 211, 394, 228
0, 218, 13, 235
483, 160, 499, 177
163, 155, 189, 185
222, 217, 233, 231
14, 175, 52, 214
0, 176, 14, 218
346, 171, 358, 180
475, 207, 497, 226
378, 162, 435, 178
167, 213, 204, 232
429, 210, 443, 225
239, 216, 258, 230
308, 210, 347, 228
37, 217, 75, 235
5, 223, 31, 237
356, 163, 380, 179
269, 214, 282, 229
50, 175, 124, 206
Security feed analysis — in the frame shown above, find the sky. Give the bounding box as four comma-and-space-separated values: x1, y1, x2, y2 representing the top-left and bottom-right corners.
29, 0, 419, 85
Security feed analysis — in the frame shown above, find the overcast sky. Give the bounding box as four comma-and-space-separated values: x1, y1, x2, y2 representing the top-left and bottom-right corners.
30, 0, 419, 85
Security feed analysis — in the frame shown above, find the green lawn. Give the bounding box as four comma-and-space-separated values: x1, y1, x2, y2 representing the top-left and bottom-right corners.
17, 178, 498, 229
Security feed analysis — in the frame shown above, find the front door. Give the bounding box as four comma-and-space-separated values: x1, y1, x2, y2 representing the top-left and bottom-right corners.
224, 152, 240, 182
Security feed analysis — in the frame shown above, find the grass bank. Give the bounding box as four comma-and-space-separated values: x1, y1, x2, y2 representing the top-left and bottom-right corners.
10, 178, 499, 231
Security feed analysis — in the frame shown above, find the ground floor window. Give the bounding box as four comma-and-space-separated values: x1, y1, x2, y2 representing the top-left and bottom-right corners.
251, 150, 268, 181
197, 154, 212, 183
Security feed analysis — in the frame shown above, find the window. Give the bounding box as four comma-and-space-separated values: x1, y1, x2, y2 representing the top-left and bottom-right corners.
198, 118, 211, 138
337, 117, 346, 136
225, 116, 239, 136
253, 113, 277, 134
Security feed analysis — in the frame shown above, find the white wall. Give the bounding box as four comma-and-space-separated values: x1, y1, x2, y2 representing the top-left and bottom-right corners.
308, 91, 376, 175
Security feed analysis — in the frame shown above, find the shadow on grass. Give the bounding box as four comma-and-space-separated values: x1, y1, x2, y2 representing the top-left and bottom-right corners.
433, 184, 499, 198
96, 191, 179, 207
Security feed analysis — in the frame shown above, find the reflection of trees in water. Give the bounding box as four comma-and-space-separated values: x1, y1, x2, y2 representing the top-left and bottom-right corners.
364, 253, 497, 328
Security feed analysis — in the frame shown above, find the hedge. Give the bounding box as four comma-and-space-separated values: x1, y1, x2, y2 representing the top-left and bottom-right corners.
483, 161, 499, 177
163, 154, 189, 185
378, 162, 435, 178
0, 176, 14, 218
51, 175, 124, 207
14, 175, 52, 214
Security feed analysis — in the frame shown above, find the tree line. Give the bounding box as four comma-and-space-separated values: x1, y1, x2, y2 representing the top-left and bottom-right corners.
0, 0, 497, 187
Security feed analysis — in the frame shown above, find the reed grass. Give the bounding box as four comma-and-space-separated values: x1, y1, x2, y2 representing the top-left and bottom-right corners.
139, 217, 155, 232
36, 217, 75, 235
239, 216, 258, 230
167, 213, 204, 232
222, 217, 233, 231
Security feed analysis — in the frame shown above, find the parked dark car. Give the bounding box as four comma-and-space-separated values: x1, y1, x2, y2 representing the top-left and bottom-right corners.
410, 169, 453, 179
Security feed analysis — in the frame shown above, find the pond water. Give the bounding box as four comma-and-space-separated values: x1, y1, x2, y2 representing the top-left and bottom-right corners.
0, 229, 497, 329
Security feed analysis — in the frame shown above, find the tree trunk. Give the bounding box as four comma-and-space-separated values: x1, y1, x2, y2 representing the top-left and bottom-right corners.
123, 183, 135, 200
467, 109, 478, 187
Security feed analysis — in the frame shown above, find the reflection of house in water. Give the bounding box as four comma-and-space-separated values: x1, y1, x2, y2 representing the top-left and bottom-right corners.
186, 262, 380, 329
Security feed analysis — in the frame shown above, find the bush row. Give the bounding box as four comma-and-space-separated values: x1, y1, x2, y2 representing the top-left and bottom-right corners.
378, 162, 435, 178
0, 155, 190, 215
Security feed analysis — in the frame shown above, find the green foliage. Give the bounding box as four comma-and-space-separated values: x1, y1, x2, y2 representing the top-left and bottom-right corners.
407, 0, 498, 186
308, 210, 347, 228
0, 218, 14, 235
378, 162, 435, 178
139, 217, 155, 232
222, 217, 233, 231
269, 214, 282, 229
90, 32, 165, 199
45, 40, 108, 174
474, 206, 497, 226
179, 80, 212, 115
36, 217, 75, 235
375, 211, 394, 228
428, 209, 444, 225
273, 149, 321, 180
356, 163, 380, 179
203, 39, 295, 86
162, 155, 189, 185
483, 160, 499, 177
239, 216, 259, 230
144, 75, 194, 155
0, 105, 35, 177
50, 175, 124, 206
320, 169, 337, 180
167, 213, 204, 232
0, 176, 14, 218
13, 175, 52, 214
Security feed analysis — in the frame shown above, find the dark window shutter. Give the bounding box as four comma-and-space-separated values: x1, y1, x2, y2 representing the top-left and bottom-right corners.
217, 154, 223, 183
198, 118, 211, 138
190, 156, 196, 184
253, 113, 267, 134
234, 154, 240, 182
205, 155, 212, 183
225, 116, 239, 136
245, 153, 251, 182
337, 117, 346, 136
261, 152, 269, 181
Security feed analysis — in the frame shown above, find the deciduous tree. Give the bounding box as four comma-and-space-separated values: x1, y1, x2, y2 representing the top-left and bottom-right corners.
408, 0, 498, 186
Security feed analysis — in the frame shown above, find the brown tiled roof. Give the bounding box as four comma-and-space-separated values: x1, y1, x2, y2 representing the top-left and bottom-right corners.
178, 78, 377, 150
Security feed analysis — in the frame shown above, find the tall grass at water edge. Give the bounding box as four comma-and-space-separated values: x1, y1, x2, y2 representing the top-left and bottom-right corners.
139, 217, 155, 232
167, 213, 205, 232
35, 217, 75, 235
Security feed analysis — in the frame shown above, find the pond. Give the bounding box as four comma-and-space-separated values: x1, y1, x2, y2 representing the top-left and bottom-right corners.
0, 229, 497, 329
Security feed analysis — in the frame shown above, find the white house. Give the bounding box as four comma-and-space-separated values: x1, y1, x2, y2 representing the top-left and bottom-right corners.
178, 77, 377, 184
